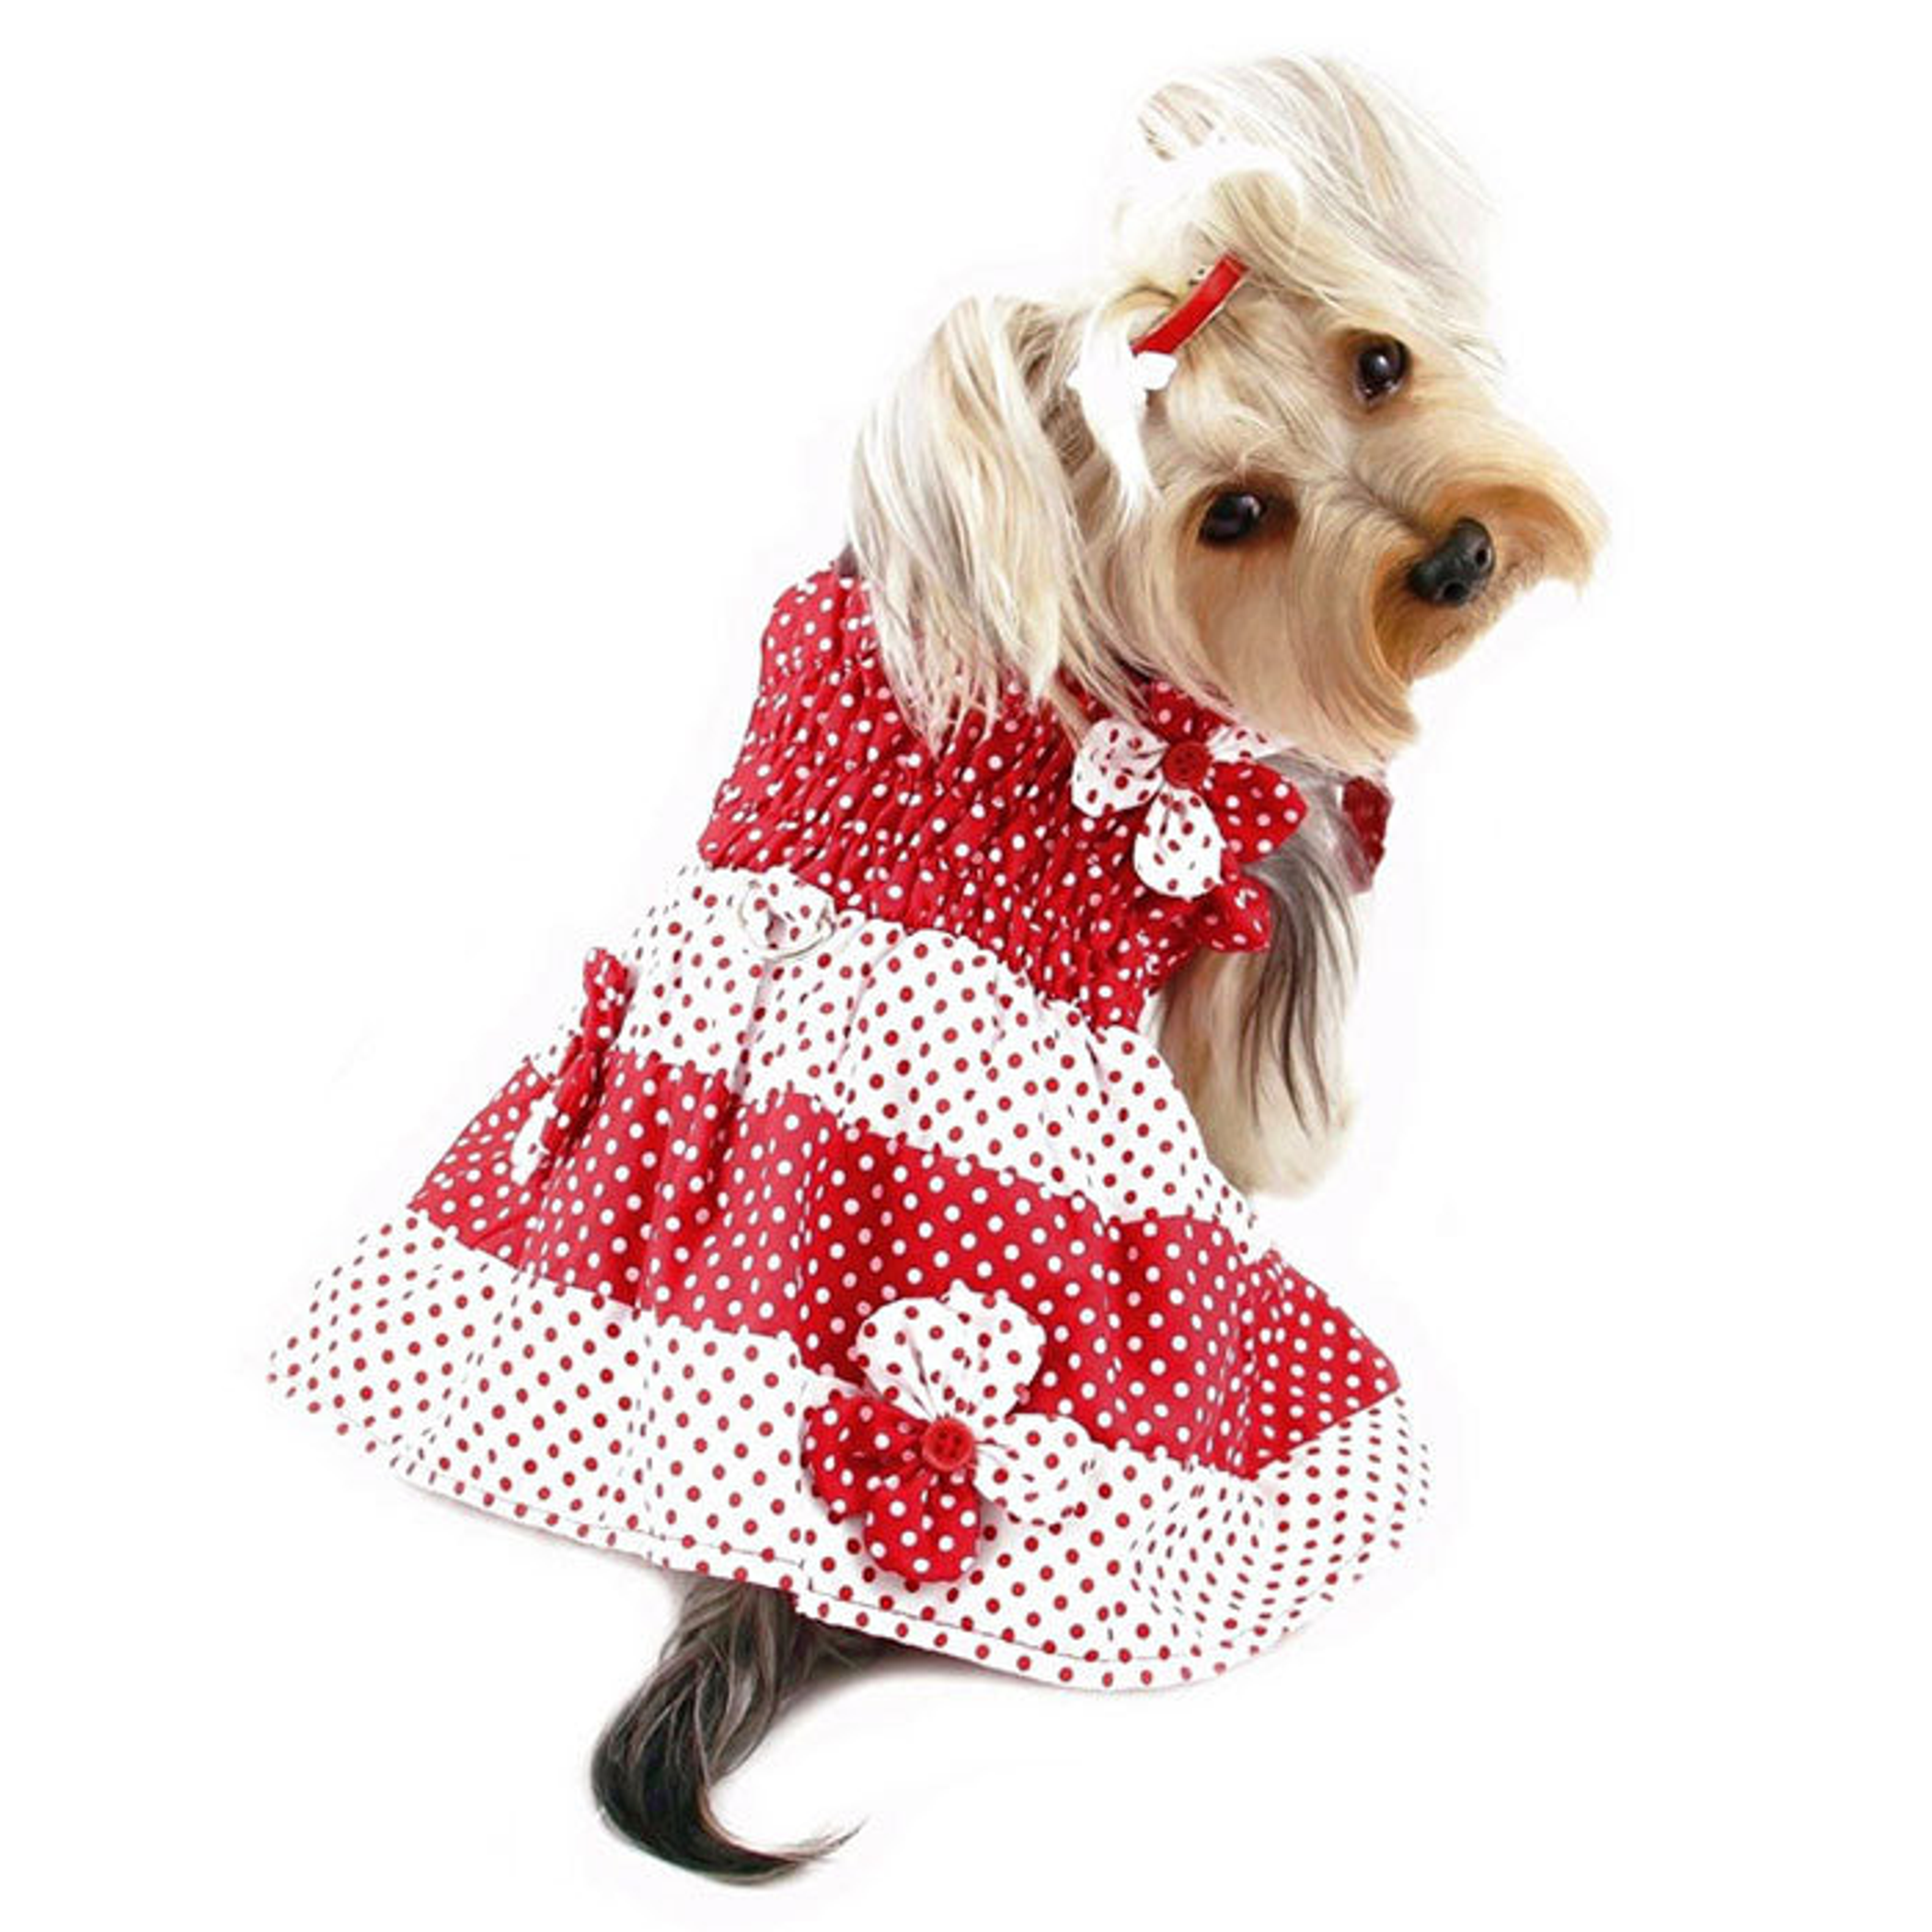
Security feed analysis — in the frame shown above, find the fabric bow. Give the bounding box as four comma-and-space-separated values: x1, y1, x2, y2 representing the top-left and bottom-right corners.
1340, 775, 1394, 891
803, 1286, 1098, 1584
1071, 690, 1307, 944
507, 947, 633, 1184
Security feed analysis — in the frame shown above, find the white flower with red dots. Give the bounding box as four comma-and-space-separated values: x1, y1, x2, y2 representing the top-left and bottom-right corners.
803, 1286, 1098, 1584
1072, 696, 1305, 903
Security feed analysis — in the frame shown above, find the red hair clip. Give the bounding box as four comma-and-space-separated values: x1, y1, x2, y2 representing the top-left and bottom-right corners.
1131, 251, 1249, 359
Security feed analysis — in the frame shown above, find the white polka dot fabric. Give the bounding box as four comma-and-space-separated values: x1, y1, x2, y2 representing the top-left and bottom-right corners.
270, 563, 1427, 1690
275, 1225, 1422, 1686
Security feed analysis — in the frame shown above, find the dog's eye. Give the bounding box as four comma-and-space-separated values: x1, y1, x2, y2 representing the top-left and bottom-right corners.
1199, 491, 1270, 545
1353, 338, 1409, 405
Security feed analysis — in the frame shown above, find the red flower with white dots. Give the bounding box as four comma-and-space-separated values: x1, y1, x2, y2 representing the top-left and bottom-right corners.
1071, 686, 1305, 946
803, 1286, 1098, 1584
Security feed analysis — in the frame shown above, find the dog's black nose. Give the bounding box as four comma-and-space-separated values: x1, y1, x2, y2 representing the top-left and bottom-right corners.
1406, 519, 1495, 606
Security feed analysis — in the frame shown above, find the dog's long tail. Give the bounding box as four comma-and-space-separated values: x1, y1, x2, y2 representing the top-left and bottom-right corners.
591, 1576, 884, 1880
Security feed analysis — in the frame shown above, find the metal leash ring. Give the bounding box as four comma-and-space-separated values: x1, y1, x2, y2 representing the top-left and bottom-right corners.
732, 873, 848, 963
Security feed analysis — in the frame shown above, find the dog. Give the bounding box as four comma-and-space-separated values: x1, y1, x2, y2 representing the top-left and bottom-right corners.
273, 52, 1600, 1882
585, 54, 1600, 1877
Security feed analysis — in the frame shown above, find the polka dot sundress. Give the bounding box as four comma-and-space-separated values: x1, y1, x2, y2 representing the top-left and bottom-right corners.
270, 562, 1425, 1689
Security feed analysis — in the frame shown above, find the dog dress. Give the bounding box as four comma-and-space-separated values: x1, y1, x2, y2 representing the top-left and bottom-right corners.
271, 560, 1424, 1689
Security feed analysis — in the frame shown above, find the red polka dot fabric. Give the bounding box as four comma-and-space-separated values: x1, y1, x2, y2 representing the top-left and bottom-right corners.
698, 569, 1305, 1029
270, 565, 1425, 1689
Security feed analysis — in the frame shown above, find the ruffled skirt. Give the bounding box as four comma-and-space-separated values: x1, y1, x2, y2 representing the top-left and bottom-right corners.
270, 860, 1423, 1688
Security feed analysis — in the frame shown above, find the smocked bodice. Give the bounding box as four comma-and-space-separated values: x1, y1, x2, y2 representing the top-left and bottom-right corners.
698, 565, 1305, 1030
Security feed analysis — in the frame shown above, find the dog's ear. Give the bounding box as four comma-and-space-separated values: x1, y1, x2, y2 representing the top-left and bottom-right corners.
850, 294, 1120, 732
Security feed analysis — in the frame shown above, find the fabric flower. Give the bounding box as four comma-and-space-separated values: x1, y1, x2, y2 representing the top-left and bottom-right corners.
1072, 687, 1306, 919
507, 948, 634, 1184
803, 1286, 1098, 1583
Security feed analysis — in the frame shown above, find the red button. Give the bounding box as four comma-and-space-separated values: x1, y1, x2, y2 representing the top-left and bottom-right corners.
919, 1416, 978, 1475
1160, 739, 1213, 790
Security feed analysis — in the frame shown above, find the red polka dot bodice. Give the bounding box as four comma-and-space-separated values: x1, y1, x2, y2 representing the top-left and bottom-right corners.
698, 566, 1306, 1029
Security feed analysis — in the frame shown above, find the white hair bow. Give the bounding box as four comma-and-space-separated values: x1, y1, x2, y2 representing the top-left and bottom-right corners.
1064, 339, 1175, 500
1066, 253, 1249, 498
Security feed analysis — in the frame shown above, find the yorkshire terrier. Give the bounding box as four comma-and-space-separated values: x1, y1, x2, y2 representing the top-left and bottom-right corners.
596, 53, 1599, 1874
281, 52, 1601, 1882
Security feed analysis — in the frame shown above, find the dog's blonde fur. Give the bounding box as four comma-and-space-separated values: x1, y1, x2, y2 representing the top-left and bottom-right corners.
850, 54, 1602, 1192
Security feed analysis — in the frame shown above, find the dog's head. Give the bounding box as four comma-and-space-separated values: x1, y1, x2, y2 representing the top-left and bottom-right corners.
851, 56, 1603, 772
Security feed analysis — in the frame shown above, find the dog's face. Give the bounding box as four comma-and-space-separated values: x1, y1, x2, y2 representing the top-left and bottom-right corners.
851, 57, 1601, 776
1134, 284, 1600, 772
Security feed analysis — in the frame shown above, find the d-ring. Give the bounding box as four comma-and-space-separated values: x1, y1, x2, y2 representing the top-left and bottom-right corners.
733, 874, 845, 962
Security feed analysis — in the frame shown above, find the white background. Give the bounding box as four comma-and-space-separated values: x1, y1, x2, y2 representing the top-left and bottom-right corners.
5, 3, 1927, 1926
